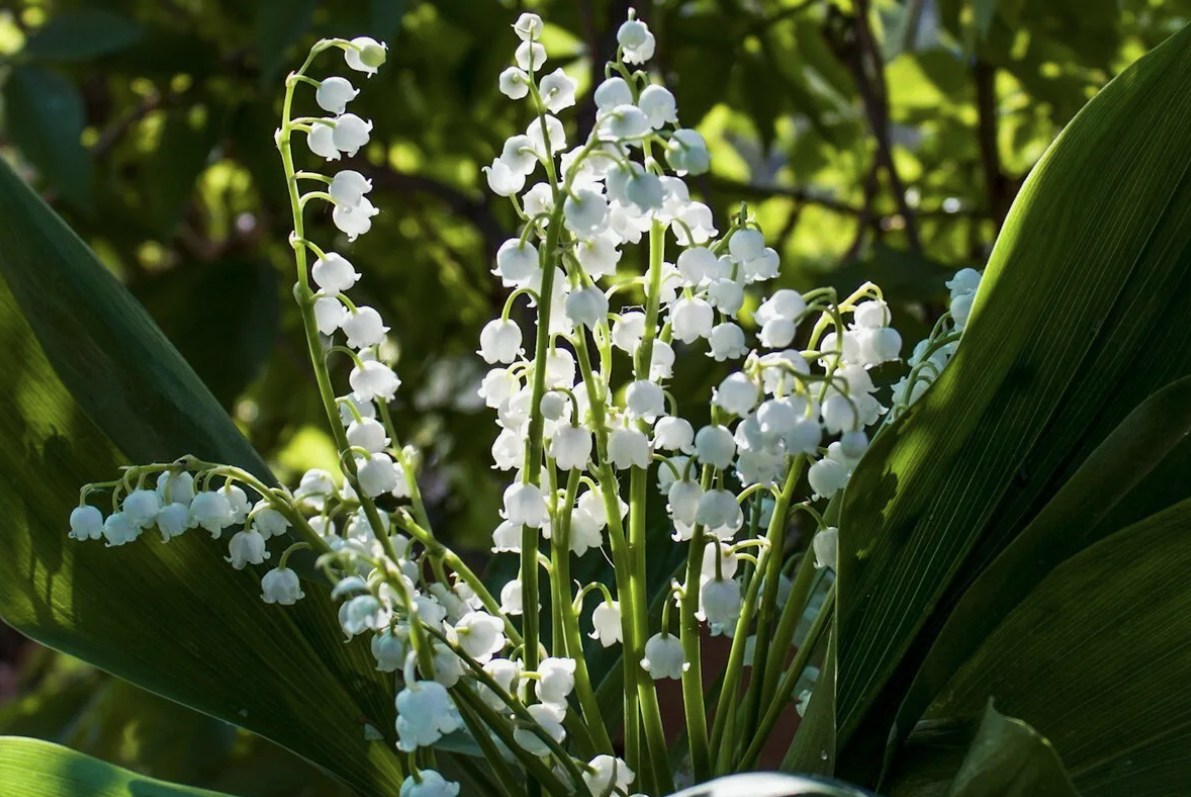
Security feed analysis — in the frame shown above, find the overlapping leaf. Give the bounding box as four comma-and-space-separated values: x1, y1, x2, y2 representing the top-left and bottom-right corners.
0, 159, 406, 796
832, 21, 1191, 783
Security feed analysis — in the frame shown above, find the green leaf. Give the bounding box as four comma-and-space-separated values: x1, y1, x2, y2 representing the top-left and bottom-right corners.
255, 0, 318, 87
832, 22, 1191, 782
132, 259, 280, 409
780, 628, 837, 776
887, 374, 1191, 765
22, 10, 144, 61
946, 702, 1076, 797
927, 497, 1191, 794
0, 158, 407, 796
3, 66, 92, 213
0, 736, 235, 797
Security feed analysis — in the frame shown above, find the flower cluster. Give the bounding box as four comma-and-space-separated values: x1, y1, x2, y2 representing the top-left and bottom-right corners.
66, 12, 984, 797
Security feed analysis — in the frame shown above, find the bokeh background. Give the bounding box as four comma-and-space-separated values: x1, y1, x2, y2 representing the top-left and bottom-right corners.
0, 0, 1187, 793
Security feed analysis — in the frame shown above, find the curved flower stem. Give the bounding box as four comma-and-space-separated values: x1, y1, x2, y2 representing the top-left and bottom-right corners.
737, 586, 835, 771
573, 331, 642, 777
554, 469, 615, 754
758, 524, 824, 710
679, 463, 715, 782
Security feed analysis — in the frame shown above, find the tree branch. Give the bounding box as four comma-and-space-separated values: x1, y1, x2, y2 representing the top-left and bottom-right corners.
975, 59, 1011, 228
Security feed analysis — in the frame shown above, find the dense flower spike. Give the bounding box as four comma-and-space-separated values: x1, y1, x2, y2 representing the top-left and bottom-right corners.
67, 16, 984, 796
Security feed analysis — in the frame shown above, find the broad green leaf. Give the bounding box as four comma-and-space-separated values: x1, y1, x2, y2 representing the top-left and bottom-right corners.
780, 629, 836, 776
927, 497, 1191, 795
887, 374, 1191, 764
22, 10, 144, 61
0, 736, 233, 797
132, 259, 280, 409
833, 22, 1191, 783
0, 159, 407, 795
255, 0, 318, 86
3, 66, 92, 213
946, 702, 1076, 797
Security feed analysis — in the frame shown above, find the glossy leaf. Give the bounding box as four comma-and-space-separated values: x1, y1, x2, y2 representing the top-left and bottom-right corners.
947, 702, 1076, 797
888, 373, 1191, 763
834, 22, 1191, 782
0, 736, 233, 797
22, 10, 144, 61
928, 497, 1191, 795
0, 159, 407, 796
3, 67, 92, 213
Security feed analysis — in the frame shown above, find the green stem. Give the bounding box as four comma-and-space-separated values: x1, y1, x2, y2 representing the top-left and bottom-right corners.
679, 464, 715, 782
737, 588, 835, 771
759, 530, 822, 710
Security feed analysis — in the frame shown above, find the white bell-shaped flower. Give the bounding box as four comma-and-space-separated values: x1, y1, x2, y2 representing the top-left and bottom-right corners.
480, 657, 521, 710
499, 578, 523, 612
639, 84, 677, 129
947, 267, 982, 298
68, 505, 104, 541
331, 113, 372, 156
695, 425, 736, 469
667, 479, 702, 525
814, 526, 839, 571
608, 426, 650, 469
514, 703, 566, 755
358, 453, 399, 498
261, 567, 304, 605
564, 189, 609, 236
858, 326, 902, 365
491, 428, 521, 471
526, 114, 566, 157
840, 430, 869, 459
728, 228, 765, 262
251, 501, 290, 538
513, 13, 543, 41
396, 678, 463, 751
852, 299, 890, 329
452, 611, 506, 663
329, 172, 372, 212
312, 253, 359, 294
499, 134, 538, 177
612, 312, 646, 352
650, 340, 676, 380
535, 656, 576, 706
604, 104, 650, 140
701, 576, 742, 630
760, 317, 796, 349
951, 292, 975, 328
514, 40, 546, 72
671, 296, 713, 344
584, 756, 635, 797
483, 158, 525, 197
400, 771, 459, 797
713, 372, 759, 416
539, 68, 577, 113
347, 417, 389, 453
708, 278, 744, 317
342, 594, 391, 636
575, 233, 621, 278
156, 503, 193, 541
332, 197, 379, 241
808, 457, 849, 499
625, 380, 664, 422
372, 628, 408, 672
307, 121, 340, 161
594, 76, 633, 111
666, 129, 710, 175
503, 482, 548, 528
641, 632, 686, 679
479, 319, 524, 364
499, 66, 530, 99
821, 394, 858, 434
625, 170, 665, 213
349, 360, 401, 402
551, 424, 592, 471
190, 491, 233, 536
654, 416, 694, 453
315, 76, 358, 114
226, 529, 268, 569
102, 512, 138, 546
617, 18, 655, 64
314, 295, 347, 335
676, 246, 716, 286
156, 470, 195, 506
122, 489, 161, 529
590, 599, 622, 647
494, 239, 539, 286
343, 307, 389, 349
540, 391, 568, 421
564, 285, 609, 328
345, 36, 386, 75
695, 488, 740, 531
708, 322, 748, 361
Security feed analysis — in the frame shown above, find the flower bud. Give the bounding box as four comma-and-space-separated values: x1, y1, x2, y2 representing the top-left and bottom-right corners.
345, 37, 387, 74
315, 76, 359, 114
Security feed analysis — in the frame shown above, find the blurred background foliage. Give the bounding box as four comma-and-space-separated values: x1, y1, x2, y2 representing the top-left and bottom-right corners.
1, 0, 1189, 793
